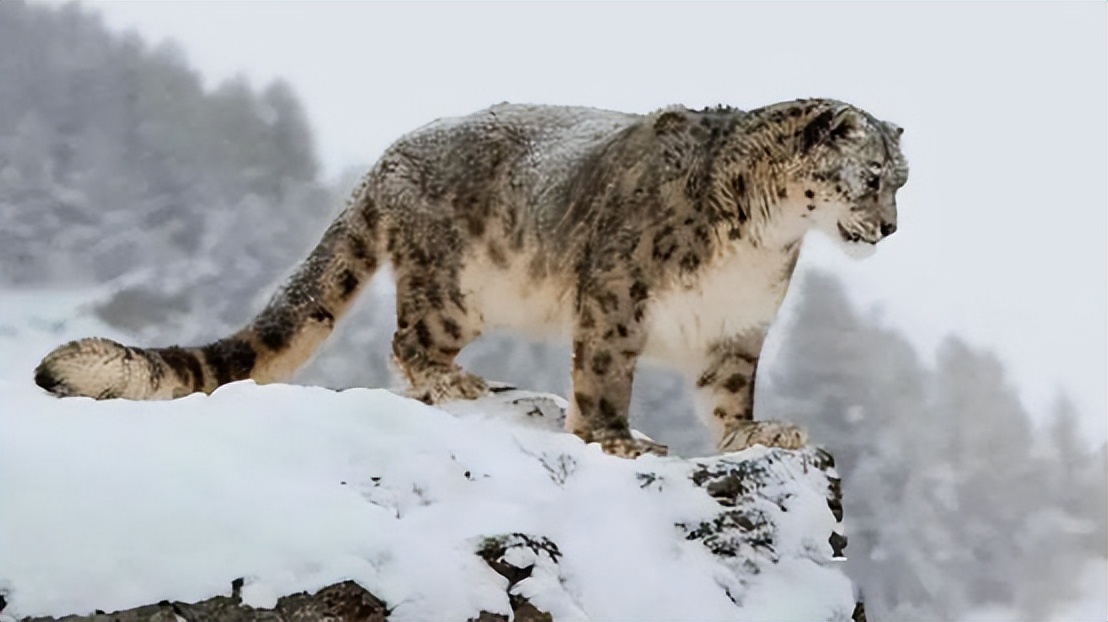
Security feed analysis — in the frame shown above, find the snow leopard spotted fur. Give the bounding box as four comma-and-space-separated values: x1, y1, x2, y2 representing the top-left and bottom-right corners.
35, 99, 909, 458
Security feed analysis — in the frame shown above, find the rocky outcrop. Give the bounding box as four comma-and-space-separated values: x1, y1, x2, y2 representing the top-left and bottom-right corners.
2, 387, 857, 620
680, 447, 848, 612
464, 447, 851, 622
15, 580, 389, 622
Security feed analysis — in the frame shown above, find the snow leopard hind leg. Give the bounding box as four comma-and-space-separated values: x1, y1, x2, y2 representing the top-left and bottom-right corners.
381, 194, 491, 406
389, 259, 490, 405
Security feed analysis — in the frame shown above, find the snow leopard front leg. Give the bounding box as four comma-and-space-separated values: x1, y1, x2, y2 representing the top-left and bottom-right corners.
565, 274, 664, 458
695, 330, 807, 453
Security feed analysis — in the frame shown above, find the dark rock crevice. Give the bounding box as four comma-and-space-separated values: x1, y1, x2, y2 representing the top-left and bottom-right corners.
17, 580, 389, 622
470, 533, 559, 622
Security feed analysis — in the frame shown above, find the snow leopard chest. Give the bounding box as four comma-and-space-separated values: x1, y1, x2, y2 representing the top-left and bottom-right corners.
642, 247, 794, 367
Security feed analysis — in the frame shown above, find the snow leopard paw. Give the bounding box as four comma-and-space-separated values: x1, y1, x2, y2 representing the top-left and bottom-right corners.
718, 420, 808, 453
408, 367, 490, 404
592, 434, 669, 459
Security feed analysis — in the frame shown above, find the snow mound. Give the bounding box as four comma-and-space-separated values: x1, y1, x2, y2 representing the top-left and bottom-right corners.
1, 381, 855, 621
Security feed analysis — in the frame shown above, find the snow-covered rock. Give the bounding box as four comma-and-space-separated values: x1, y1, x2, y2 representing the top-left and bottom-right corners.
0, 380, 856, 621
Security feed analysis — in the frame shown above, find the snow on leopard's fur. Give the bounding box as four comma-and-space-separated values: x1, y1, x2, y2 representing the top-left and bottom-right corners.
36, 99, 909, 457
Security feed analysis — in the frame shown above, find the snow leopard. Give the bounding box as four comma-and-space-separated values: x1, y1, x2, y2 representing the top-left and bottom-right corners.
35, 99, 909, 458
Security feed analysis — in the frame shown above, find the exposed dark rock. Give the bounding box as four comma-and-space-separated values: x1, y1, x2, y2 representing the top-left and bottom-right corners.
471, 534, 558, 622
19, 580, 388, 622
679, 446, 849, 608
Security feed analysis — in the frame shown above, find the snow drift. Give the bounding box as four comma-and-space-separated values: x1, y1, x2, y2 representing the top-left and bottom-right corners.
1, 375, 855, 621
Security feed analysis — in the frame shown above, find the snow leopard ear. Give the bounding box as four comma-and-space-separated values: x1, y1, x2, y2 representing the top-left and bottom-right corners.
801, 108, 862, 154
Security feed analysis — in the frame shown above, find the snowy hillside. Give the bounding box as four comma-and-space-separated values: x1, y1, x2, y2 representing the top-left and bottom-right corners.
0, 295, 855, 621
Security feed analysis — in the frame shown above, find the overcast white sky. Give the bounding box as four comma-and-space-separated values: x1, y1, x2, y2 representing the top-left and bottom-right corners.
73, 1, 1106, 439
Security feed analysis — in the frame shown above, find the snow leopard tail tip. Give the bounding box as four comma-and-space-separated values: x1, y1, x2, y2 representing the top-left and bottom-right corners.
34, 336, 258, 401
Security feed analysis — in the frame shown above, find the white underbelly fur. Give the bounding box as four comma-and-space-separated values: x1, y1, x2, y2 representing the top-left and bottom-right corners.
459, 246, 790, 372
460, 255, 573, 337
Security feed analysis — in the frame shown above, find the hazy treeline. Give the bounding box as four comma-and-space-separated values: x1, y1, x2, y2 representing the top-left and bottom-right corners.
0, 0, 330, 314
763, 273, 1106, 620
1, 3, 1103, 620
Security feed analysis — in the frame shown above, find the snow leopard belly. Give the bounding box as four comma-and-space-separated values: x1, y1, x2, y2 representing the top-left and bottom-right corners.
460, 245, 792, 374
459, 252, 574, 338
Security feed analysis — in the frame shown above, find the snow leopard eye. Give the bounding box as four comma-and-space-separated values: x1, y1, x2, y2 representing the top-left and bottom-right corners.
866, 174, 881, 191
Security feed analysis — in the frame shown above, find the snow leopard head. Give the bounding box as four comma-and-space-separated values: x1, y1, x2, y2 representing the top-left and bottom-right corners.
795, 104, 910, 257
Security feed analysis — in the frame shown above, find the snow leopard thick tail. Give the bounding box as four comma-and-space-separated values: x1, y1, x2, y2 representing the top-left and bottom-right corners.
34, 188, 382, 401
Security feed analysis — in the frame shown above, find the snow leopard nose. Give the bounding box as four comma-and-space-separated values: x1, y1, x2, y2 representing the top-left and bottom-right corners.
880, 221, 897, 237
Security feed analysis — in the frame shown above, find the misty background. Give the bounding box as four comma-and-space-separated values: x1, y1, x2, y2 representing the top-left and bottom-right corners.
1, 2, 1104, 620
